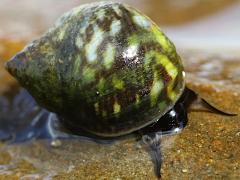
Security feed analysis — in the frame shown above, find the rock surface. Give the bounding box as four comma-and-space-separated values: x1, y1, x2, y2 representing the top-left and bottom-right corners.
0, 45, 239, 179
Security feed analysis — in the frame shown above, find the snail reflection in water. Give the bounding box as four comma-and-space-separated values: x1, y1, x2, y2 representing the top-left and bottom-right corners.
3, 1, 236, 178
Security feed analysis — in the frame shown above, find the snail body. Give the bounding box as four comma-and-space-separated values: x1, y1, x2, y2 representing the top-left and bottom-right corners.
6, 2, 185, 137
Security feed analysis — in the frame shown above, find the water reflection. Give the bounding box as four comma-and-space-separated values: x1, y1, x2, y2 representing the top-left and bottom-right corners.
0, 89, 121, 144
0, 88, 194, 143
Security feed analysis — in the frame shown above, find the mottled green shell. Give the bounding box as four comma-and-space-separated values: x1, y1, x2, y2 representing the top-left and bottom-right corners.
6, 2, 185, 137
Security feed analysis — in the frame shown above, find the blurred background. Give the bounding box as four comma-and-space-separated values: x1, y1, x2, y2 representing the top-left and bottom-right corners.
0, 0, 240, 51
0, 0, 240, 92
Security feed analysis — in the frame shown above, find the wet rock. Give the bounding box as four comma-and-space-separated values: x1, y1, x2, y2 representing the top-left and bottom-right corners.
0, 50, 239, 179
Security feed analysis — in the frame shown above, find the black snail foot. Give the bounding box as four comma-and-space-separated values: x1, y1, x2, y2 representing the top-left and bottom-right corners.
139, 88, 197, 178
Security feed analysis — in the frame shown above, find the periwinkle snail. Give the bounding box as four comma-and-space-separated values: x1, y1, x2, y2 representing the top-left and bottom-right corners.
6, 1, 186, 137
4, 1, 236, 178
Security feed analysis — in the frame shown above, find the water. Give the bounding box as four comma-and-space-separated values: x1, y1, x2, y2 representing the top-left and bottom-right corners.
0, 88, 196, 143
0, 87, 197, 178
0, 89, 117, 144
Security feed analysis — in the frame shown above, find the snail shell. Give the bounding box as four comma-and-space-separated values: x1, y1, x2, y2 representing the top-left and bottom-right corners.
6, 2, 185, 137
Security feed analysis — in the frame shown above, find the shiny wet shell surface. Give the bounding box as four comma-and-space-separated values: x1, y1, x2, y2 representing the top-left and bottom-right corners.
6, 2, 185, 137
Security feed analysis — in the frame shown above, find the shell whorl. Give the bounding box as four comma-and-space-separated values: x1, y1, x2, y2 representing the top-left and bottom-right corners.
6, 2, 185, 137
